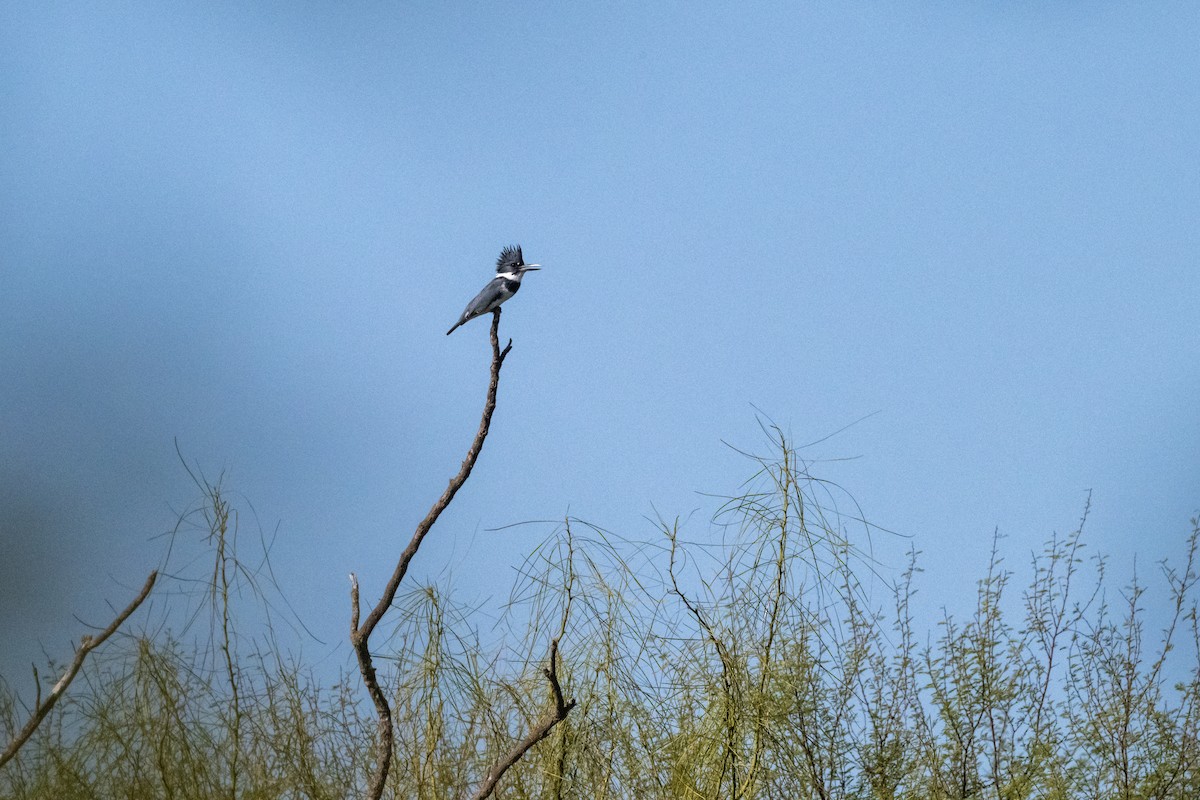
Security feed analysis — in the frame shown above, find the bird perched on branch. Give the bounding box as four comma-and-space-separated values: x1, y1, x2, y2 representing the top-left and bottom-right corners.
446, 245, 541, 335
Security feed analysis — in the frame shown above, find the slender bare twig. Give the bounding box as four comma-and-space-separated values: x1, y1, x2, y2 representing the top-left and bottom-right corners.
470, 638, 576, 800
350, 308, 513, 800
0, 570, 158, 770
666, 524, 741, 796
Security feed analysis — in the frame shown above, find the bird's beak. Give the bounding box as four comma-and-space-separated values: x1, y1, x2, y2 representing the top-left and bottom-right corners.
522, 264, 541, 271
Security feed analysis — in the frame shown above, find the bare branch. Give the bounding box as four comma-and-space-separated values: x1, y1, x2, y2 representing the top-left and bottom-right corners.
351, 308, 513, 800
0, 570, 158, 770
470, 638, 577, 800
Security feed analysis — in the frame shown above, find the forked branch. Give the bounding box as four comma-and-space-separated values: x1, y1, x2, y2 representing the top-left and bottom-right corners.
470, 638, 576, 800
0, 570, 158, 770
350, 308, 514, 800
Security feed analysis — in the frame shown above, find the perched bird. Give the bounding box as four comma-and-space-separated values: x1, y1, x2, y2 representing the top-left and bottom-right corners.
446, 245, 541, 335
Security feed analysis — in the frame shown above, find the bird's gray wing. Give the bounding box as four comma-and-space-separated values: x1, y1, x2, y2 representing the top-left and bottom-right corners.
447, 278, 505, 335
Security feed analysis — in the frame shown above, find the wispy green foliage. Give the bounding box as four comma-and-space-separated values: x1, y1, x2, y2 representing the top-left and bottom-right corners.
3, 429, 1198, 799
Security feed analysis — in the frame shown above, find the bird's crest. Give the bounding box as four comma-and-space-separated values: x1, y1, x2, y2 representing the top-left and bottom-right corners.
495, 245, 524, 273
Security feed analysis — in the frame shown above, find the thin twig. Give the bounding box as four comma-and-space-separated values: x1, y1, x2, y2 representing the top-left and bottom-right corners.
470, 638, 576, 800
0, 570, 158, 770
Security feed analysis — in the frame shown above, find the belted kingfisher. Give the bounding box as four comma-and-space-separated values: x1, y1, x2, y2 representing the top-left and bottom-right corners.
446, 245, 541, 335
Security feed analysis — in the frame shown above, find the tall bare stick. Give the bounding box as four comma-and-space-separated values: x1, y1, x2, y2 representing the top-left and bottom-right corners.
0, 570, 158, 770
350, 308, 513, 800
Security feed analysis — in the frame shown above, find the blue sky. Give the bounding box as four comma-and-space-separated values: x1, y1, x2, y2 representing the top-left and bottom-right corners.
2, 2, 1198, 684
